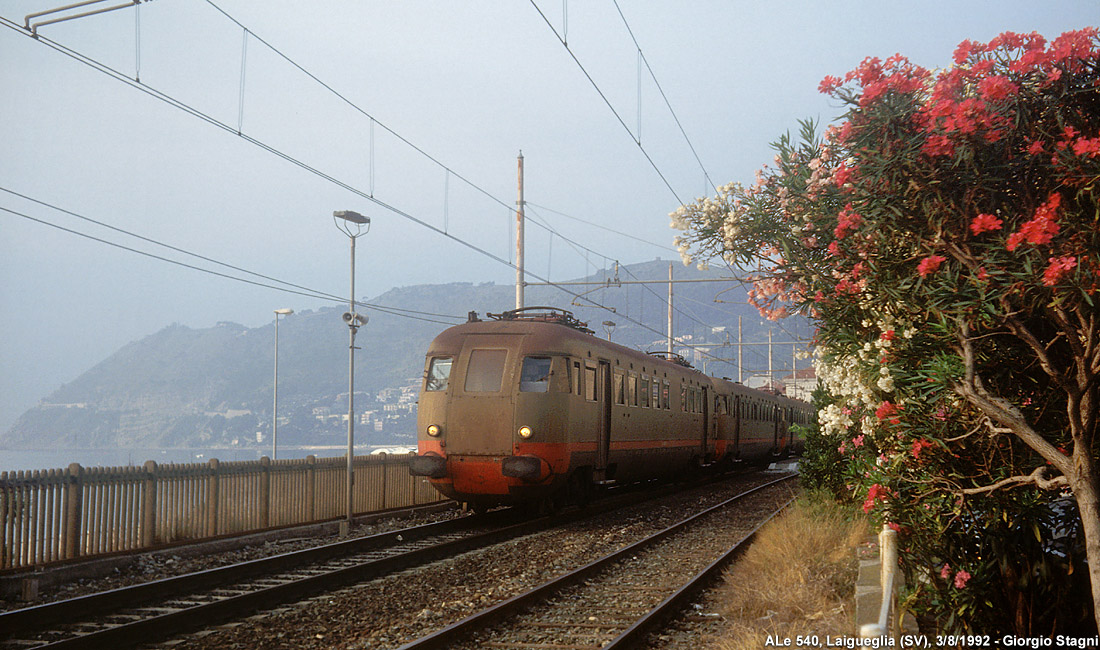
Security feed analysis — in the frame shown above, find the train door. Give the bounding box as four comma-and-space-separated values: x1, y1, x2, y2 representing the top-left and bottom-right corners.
701, 386, 710, 459
595, 360, 612, 482
734, 393, 743, 459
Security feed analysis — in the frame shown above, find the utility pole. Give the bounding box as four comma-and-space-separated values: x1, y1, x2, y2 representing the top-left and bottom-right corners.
515, 152, 525, 310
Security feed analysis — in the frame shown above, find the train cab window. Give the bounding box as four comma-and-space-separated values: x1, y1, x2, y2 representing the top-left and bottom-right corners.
572, 361, 582, 395
613, 371, 625, 405
464, 349, 508, 392
519, 356, 552, 392
425, 357, 452, 391
640, 377, 650, 408
715, 395, 725, 415
585, 365, 597, 401
627, 374, 638, 406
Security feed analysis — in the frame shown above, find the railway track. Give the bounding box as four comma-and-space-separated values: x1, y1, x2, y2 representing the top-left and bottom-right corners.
0, 467, 795, 649
396, 474, 797, 650
0, 509, 549, 650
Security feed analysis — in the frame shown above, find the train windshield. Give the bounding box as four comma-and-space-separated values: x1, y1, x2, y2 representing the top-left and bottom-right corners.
425, 357, 452, 391
519, 356, 552, 392
464, 349, 508, 392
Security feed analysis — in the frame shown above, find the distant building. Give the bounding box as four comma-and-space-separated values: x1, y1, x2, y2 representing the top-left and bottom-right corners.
781, 367, 817, 401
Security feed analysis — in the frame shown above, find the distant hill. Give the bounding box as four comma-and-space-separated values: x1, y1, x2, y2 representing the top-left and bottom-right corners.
1, 260, 810, 450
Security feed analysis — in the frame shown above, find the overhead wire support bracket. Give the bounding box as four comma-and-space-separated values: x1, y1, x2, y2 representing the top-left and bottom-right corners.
25, 0, 139, 36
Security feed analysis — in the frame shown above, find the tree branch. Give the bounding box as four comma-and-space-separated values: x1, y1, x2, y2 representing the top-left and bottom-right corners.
958, 466, 1069, 495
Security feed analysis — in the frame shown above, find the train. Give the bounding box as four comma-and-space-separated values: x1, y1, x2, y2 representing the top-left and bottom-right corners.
409, 307, 813, 510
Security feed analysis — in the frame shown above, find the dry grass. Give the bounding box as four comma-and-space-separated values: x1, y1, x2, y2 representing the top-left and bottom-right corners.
708, 494, 868, 649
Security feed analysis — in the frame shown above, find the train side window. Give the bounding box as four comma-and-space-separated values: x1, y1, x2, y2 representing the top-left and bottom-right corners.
425, 356, 452, 391
627, 374, 638, 406
662, 381, 670, 409
519, 356, 552, 392
465, 349, 508, 392
585, 365, 597, 401
640, 377, 650, 408
613, 371, 625, 405
679, 386, 686, 412
715, 395, 725, 415
572, 361, 582, 396
653, 381, 661, 409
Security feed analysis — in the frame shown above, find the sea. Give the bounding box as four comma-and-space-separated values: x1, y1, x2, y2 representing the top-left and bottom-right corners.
0, 445, 414, 474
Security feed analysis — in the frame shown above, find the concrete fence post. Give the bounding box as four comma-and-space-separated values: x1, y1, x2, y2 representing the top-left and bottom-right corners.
62, 462, 83, 560
306, 455, 316, 521
206, 458, 220, 536
141, 460, 157, 546
259, 456, 271, 529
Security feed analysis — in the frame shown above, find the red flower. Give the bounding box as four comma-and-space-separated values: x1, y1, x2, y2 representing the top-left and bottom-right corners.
1006, 193, 1061, 251
969, 213, 1003, 235
911, 438, 935, 460
954, 570, 972, 589
917, 255, 946, 278
876, 401, 900, 421
819, 75, 843, 94
834, 205, 864, 240
834, 162, 856, 187
978, 75, 1019, 102
1072, 137, 1100, 158
1042, 256, 1077, 286
1026, 140, 1045, 156
862, 483, 890, 513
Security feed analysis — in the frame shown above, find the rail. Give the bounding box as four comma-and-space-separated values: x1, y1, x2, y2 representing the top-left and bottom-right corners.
859, 524, 899, 639
0, 453, 444, 571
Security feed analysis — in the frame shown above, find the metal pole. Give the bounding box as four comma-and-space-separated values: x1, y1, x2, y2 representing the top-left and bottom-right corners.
737, 316, 743, 384
273, 314, 279, 460
347, 234, 356, 525
516, 152, 525, 310
768, 329, 773, 389
667, 263, 673, 356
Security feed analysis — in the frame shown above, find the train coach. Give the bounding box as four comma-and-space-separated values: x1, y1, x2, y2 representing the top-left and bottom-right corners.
409, 307, 812, 511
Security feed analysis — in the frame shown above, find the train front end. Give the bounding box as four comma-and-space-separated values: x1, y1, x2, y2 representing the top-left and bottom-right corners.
409, 313, 572, 508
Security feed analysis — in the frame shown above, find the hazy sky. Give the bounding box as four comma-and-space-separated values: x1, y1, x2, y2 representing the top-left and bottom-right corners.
2, 1, 1095, 431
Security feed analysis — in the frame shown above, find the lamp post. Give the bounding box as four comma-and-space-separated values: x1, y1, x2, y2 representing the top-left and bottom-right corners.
272, 308, 293, 460
334, 210, 369, 530
602, 320, 616, 341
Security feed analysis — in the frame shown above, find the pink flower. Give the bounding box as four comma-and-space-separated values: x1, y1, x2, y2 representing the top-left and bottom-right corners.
940, 564, 952, 579
917, 255, 946, 278
1042, 256, 1077, 286
853, 434, 865, 448
969, 213, 1003, 235
954, 570, 971, 588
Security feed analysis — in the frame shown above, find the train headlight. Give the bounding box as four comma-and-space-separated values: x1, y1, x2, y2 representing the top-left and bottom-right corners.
426, 424, 442, 437
518, 426, 533, 439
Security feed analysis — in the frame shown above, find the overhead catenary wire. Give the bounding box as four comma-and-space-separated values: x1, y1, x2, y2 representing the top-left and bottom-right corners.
0, 191, 465, 325
609, 0, 717, 196
1, 14, 773, 368
526, 0, 684, 206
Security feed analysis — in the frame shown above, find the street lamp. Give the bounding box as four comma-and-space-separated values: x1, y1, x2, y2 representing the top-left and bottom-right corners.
334, 210, 370, 530
272, 308, 294, 460
602, 320, 616, 341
